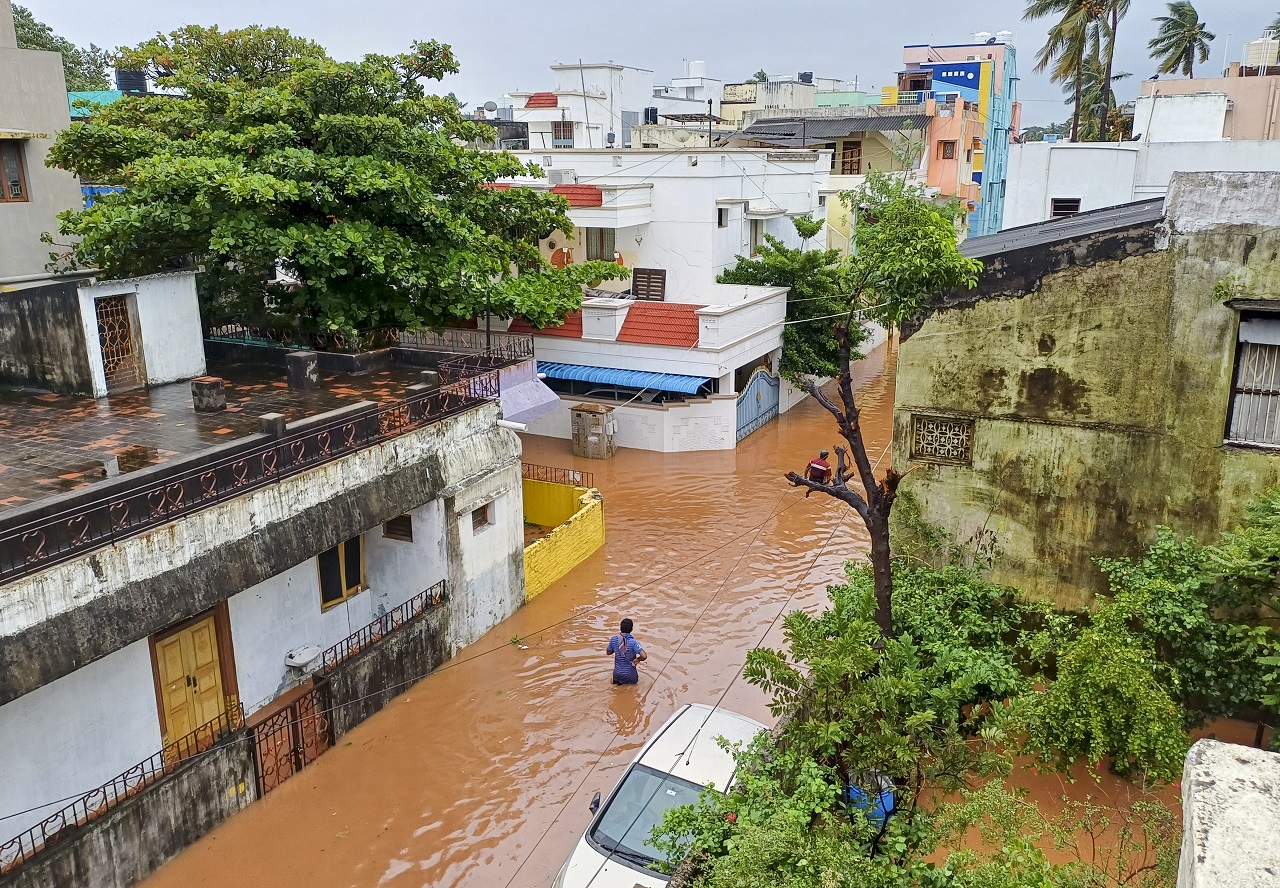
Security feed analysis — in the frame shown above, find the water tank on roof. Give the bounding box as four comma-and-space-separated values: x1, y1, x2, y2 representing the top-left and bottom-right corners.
1245, 36, 1280, 69
687, 59, 707, 79
115, 70, 148, 94
644, 106, 659, 125
798, 72, 814, 84
996, 30, 1014, 43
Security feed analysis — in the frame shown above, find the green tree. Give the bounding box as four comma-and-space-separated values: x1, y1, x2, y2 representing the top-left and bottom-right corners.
1148, 2, 1216, 78
785, 174, 980, 636
1025, 0, 1107, 141
718, 216, 845, 380
12, 3, 108, 90
1061, 48, 1130, 140
1095, 0, 1131, 147
47, 26, 624, 334
751, 69, 769, 82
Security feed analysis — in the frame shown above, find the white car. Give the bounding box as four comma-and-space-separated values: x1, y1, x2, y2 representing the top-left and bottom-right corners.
552, 703, 769, 888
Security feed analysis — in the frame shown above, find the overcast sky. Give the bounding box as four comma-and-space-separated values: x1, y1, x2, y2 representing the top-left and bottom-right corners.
25, 0, 1272, 125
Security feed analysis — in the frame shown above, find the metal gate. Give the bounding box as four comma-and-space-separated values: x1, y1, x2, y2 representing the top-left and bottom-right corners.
736, 368, 780, 441
94, 294, 141, 392
252, 682, 331, 795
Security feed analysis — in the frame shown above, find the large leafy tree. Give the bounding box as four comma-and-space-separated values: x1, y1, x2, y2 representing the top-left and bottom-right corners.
718, 216, 845, 380
1025, 0, 1105, 141
1148, 2, 1216, 78
12, 3, 109, 90
47, 26, 623, 333
785, 174, 980, 636
1061, 48, 1130, 141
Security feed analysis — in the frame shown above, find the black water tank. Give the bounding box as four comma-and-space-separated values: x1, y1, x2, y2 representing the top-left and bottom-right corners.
115, 70, 148, 94
643, 106, 659, 125
798, 72, 814, 84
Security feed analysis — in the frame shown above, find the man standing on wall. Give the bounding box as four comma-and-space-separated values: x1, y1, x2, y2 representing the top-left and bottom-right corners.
606, 618, 647, 685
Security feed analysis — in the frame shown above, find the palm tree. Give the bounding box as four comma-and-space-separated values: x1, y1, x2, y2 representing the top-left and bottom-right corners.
1096, 0, 1130, 151
1062, 48, 1130, 140
1272, 13, 1280, 33
1025, 0, 1107, 141
1149, 2, 1216, 78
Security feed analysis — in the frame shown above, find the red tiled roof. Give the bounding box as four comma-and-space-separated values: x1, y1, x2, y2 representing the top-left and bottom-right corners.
481, 182, 512, 190
524, 92, 558, 109
616, 302, 704, 348
507, 310, 583, 338
550, 184, 604, 207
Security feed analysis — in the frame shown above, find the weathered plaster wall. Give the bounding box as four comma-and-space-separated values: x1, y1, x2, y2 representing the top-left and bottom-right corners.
1177, 740, 1280, 888
895, 172, 1280, 606
0, 403, 521, 704
0, 281, 94, 392
0, 640, 161, 839
524, 393, 740, 452
0, 735, 257, 888
524, 487, 605, 600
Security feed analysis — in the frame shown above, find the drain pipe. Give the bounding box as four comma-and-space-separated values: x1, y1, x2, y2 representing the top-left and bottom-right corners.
0, 269, 98, 287
497, 419, 527, 431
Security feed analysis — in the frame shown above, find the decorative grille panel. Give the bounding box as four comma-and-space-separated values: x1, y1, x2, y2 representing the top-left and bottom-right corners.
95, 295, 141, 391
1229, 341, 1280, 447
910, 415, 974, 465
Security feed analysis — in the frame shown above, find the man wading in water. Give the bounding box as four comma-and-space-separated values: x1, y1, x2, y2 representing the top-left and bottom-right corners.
606, 618, 647, 685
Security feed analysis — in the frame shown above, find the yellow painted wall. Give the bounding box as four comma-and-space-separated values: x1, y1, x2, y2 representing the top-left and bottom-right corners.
523, 480, 606, 601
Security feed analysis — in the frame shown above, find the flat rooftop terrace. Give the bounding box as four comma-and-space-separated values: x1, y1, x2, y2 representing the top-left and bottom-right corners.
0, 363, 427, 514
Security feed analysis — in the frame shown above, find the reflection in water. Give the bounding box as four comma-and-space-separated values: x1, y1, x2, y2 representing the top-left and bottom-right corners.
139, 342, 1227, 888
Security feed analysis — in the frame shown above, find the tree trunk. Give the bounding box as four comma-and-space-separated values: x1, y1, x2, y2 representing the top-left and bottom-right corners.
1071, 50, 1084, 142
868, 513, 893, 636
1099, 9, 1118, 141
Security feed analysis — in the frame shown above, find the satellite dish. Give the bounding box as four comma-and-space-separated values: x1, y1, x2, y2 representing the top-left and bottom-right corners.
484, 101, 498, 112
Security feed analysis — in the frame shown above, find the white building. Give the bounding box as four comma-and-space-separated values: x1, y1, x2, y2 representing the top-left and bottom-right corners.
652, 59, 722, 120
508, 61, 654, 150
492, 147, 831, 451
1004, 84, 1280, 228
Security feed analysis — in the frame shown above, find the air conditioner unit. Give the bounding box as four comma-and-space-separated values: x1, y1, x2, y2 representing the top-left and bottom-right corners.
548, 169, 577, 185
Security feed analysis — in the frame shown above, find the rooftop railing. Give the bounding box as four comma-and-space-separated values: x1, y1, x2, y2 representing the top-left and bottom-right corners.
0, 373, 499, 585
521, 462, 594, 489
0, 702, 243, 874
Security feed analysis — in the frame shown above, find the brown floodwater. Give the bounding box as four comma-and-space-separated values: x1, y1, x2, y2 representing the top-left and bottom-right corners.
138, 343, 1251, 888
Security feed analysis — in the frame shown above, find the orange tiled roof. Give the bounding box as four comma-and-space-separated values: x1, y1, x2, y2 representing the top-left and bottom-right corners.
616, 302, 704, 348
550, 184, 604, 207
524, 92, 558, 109
481, 182, 512, 190
507, 310, 583, 338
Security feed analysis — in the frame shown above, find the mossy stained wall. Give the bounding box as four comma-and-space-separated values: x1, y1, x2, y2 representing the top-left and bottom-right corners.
894, 215, 1280, 608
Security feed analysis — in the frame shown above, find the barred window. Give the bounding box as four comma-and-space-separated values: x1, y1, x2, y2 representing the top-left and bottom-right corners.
1228, 315, 1280, 447
910, 415, 974, 465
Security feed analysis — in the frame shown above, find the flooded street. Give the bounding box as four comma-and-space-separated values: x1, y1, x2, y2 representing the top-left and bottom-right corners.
139, 345, 890, 888
138, 343, 1245, 888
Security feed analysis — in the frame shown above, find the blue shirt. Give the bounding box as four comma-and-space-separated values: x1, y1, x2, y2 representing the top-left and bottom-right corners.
607, 633, 644, 684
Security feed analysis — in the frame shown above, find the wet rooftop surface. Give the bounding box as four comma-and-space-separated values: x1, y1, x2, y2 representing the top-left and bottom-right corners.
0, 364, 428, 514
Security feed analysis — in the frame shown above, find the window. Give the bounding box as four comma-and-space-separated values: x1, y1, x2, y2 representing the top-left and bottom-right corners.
939, 140, 957, 160
909, 415, 974, 465
318, 535, 364, 608
1051, 198, 1082, 218
631, 267, 667, 301
585, 227, 615, 261
1, 141, 28, 202
472, 503, 492, 532
383, 514, 413, 542
749, 218, 764, 255
552, 120, 574, 148
839, 140, 862, 176
717, 207, 729, 228
1228, 315, 1280, 447
818, 194, 827, 208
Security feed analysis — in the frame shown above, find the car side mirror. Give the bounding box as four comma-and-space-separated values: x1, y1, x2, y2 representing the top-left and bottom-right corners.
589, 791, 601, 814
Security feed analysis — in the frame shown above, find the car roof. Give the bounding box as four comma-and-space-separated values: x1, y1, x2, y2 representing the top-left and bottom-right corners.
636, 704, 768, 791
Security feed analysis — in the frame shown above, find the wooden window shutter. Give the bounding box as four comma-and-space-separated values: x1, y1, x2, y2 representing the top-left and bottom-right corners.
631, 268, 667, 301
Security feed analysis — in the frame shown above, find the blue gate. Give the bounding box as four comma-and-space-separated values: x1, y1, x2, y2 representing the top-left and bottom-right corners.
736, 368, 781, 441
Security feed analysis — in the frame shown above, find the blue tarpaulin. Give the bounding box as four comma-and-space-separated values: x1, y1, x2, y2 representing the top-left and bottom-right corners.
537, 362, 713, 395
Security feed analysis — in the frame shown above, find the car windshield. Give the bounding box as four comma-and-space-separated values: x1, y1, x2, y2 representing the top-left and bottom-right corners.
589, 764, 705, 868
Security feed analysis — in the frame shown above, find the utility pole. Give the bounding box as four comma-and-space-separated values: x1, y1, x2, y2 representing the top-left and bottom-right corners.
707, 98, 713, 146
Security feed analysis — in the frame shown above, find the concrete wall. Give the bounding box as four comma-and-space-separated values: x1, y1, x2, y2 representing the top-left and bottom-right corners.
0, 402, 522, 704
1133, 93, 1230, 142
77, 273, 206, 396
0, 641, 161, 839
0, 735, 256, 888
1141, 74, 1280, 141
523, 486, 604, 600
1004, 140, 1280, 228
0, 17, 85, 280
524, 393, 739, 452
522, 478, 586, 527
895, 171, 1280, 606
227, 499, 447, 713
0, 280, 94, 392
1177, 740, 1280, 888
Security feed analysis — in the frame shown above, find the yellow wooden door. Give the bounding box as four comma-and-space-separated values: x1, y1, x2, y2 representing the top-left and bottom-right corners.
155, 616, 225, 745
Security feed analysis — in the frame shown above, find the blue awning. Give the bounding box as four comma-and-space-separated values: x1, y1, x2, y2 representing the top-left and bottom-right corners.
537, 362, 713, 395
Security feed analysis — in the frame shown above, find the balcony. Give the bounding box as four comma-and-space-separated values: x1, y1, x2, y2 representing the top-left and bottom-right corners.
567, 183, 654, 228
